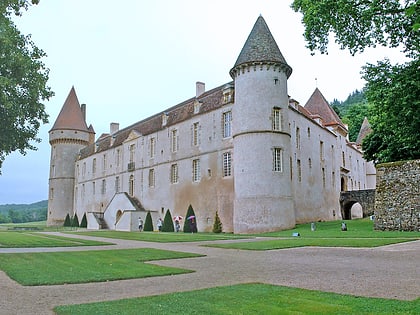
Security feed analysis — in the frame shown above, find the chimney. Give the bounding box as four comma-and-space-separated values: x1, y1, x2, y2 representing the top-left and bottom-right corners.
81, 104, 86, 122
110, 122, 119, 135
196, 81, 205, 98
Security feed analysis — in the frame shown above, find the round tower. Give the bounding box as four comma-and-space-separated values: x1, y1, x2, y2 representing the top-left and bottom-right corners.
47, 87, 93, 226
230, 16, 295, 233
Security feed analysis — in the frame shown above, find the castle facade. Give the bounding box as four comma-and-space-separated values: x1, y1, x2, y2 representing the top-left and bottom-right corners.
47, 16, 375, 233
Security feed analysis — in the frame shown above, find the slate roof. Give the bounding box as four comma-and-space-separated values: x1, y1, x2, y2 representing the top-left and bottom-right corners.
304, 88, 347, 130
79, 83, 229, 159
356, 117, 372, 145
230, 15, 292, 78
50, 87, 90, 132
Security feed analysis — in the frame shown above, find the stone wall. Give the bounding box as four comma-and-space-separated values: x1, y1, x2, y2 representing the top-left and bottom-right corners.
374, 159, 420, 231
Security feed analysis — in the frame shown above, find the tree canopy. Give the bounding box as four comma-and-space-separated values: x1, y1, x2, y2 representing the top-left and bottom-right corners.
292, 0, 420, 163
0, 0, 53, 172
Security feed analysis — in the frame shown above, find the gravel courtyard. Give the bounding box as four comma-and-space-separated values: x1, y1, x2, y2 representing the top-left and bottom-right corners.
0, 233, 419, 315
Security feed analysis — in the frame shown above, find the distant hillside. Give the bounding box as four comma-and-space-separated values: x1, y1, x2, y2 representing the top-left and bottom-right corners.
330, 90, 371, 143
0, 200, 47, 223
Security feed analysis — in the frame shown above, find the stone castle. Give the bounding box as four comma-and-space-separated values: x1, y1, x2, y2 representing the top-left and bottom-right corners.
47, 16, 375, 233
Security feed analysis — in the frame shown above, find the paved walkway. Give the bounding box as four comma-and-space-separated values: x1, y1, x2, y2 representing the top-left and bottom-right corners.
0, 233, 419, 315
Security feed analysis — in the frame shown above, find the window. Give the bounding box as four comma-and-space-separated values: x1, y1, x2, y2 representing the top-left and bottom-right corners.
171, 164, 178, 184
223, 152, 232, 177
149, 169, 155, 187
92, 158, 96, 174
307, 127, 311, 138
322, 168, 326, 188
297, 159, 301, 182
223, 111, 232, 138
171, 129, 178, 152
296, 127, 300, 149
115, 176, 120, 193
92, 182, 96, 195
101, 179, 106, 194
116, 149, 121, 167
273, 148, 283, 172
342, 151, 346, 167
192, 159, 200, 182
150, 137, 156, 158
82, 162, 86, 177
272, 108, 281, 131
129, 144, 135, 163
103, 154, 107, 171
129, 175, 134, 196
320, 141, 324, 161
192, 122, 199, 146
308, 158, 312, 169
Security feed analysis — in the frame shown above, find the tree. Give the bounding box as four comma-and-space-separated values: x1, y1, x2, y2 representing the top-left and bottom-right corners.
292, 0, 420, 163
161, 209, 174, 232
72, 213, 79, 227
362, 59, 420, 163
143, 211, 153, 231
341, 102, 371, 143
63, 213, 71, 227
0, 0, 53, 172
183, 205, 197, 233
212, 211, 222, 233
80, 213, 87, 228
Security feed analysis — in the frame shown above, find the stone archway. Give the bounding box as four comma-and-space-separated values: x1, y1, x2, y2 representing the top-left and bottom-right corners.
340, 189, 375, 219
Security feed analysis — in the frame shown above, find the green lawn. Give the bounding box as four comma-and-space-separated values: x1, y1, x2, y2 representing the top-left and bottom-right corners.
72, 230, 251, 242
0, 248, 202, 285
0, 231, 113, 248
54, 283, 420, 315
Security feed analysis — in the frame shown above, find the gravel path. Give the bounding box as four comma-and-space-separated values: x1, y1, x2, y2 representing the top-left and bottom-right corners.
0, 233, 419, 315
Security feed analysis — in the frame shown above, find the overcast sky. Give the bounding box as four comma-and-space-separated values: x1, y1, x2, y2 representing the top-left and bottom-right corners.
0, 0, 404, 204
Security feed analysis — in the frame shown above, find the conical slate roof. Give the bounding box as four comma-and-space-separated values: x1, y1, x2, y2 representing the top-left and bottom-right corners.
230, 15, 292, 78
50, 87, 89, 132
304, 88, 346, 129
356, 117, 372, 145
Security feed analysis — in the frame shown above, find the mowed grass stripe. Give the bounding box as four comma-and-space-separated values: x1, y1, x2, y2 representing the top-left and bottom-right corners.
0, 248, 202, 285
54, 283, 420, 315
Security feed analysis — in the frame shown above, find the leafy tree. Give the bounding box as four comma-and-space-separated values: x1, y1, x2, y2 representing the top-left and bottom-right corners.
183, 205, 197, 233
292, 0, 420, 163
362, 59, 420, 163
80, 213, 87, 228
212, 211, 222, 233
161, 209, 174, 232
0, 0, 53, 172
341, 102, 371, 143
143, 211, 153, 231
63, 214, 71, 227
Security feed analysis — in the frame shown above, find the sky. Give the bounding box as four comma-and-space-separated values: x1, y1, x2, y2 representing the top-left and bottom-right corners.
0, 0, 405, 204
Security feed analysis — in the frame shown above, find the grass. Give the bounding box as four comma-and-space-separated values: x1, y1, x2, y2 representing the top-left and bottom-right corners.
206, 219, 420, 250
71, 230, 251, 242
0, 231, 113, 248
0, 248, 202, 285
54, 283, 420, 315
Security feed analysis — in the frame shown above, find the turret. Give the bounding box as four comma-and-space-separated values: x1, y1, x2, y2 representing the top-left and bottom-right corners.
230, 16, 295, 233
47, 87, 94, 226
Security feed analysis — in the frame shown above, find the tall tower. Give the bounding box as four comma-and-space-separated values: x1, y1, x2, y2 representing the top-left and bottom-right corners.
47, 87, 94, 226
230, 16, 295, 233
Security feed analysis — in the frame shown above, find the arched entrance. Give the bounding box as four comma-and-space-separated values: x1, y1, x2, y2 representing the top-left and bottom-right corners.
116, 210, 123, 224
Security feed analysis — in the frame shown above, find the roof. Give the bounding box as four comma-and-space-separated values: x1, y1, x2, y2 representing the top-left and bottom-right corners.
304, 88, 347, 130
50, 87, 90, 132
230, 15, 292, 78
79, 83, 230, 159
356, 117, 372, 144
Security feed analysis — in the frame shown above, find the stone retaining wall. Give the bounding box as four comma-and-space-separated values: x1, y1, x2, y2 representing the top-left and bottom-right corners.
374, 159, 420, 231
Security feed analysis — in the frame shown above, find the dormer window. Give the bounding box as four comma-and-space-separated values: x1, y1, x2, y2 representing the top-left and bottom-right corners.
162, 112, 169, 126
193, 100, 201, 114
222, 84, 234, 104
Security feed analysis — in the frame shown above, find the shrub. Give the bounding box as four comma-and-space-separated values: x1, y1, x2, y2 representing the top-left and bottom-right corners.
72, 213, 80, 227
183, 204, 197, 233
80, 213, 87, 228
144, 211, 153, 231
162, 209, 174, 232
63, 214, 71, 227
213, 211, 222, 233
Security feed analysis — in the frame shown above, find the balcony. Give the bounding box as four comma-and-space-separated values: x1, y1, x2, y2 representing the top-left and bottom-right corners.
128, 162, 135, 172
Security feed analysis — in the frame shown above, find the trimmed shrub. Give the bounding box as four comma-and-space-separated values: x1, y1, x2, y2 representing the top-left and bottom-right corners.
63, 214, 71, 227
213, 211, 222, 233
183, 204, 197, 233
72, 213, 80, 227
80, 213, 87, 228
144, 211, 153, 231
162, 209, 174, 232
